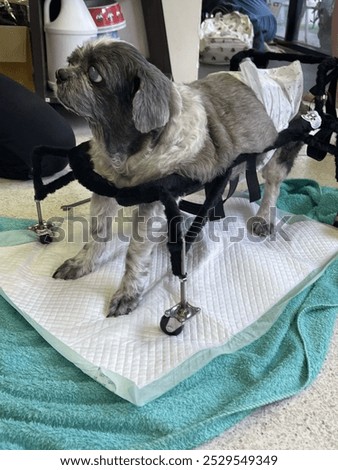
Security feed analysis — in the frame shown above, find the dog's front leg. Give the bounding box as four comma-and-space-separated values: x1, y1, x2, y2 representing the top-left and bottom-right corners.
53, 194, 118, 280
108, 201, 164, 317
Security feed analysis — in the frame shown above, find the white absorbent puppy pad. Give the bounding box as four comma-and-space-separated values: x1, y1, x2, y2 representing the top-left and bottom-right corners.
0, 197, 337, 406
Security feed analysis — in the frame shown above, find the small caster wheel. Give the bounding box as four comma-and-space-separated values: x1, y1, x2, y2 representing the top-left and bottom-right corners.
39, 234, 53, 244
160, 314, 184, 336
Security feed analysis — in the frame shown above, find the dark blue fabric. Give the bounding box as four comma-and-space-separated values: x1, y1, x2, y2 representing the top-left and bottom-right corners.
0, 74, 75, 180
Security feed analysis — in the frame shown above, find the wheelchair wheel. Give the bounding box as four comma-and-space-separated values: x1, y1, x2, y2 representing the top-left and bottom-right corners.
160, 315, 184, 336
39, 234, 53, 244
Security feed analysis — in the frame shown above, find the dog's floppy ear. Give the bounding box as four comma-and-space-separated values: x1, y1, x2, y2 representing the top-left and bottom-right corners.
132, 65, 171, 134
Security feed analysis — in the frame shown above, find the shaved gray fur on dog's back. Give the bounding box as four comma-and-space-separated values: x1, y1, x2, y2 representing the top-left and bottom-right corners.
190, 73, 278, 161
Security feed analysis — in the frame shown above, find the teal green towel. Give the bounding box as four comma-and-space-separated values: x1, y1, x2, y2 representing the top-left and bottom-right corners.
0, 179, 337, 450
278, 178, 338, 226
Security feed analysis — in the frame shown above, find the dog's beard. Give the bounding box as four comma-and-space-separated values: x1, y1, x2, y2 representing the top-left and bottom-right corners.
56, 78, 94, 118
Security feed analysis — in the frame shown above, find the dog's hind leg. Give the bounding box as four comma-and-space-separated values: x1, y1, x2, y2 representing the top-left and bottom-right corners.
108, 201, 165, 317
53, 194, 118, 280
249, 140, 303, 237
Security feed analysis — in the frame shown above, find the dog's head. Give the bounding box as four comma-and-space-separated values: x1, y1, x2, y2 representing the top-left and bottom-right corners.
55, 39, 172, 136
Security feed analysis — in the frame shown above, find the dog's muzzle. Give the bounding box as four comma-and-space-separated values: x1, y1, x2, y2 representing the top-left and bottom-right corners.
55, 68, 72, 84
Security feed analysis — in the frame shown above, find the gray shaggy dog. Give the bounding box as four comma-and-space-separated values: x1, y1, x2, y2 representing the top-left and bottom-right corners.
54, 39, 302, 317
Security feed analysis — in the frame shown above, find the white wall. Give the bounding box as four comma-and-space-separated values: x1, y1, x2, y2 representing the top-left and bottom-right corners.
118, 0, 202, 83
162, 0, 202, 83
118, 0, 149, 57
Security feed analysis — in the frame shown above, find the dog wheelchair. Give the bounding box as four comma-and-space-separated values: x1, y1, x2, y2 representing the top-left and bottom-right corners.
30, 52, 338, 336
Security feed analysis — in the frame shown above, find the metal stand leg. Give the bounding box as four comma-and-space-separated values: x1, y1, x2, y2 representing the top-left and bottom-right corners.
160, 237, 200, 335
28, 200, 55, 244
60, 197, 91, 211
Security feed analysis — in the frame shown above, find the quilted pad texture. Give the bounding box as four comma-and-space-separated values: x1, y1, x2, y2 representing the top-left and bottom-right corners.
0, 197, 337, 405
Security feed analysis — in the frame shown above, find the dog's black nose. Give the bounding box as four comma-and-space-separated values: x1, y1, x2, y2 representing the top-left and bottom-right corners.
56, 68, 70, 83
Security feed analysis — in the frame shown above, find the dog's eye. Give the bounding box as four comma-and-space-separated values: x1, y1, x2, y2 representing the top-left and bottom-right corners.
88, 66, 102, 83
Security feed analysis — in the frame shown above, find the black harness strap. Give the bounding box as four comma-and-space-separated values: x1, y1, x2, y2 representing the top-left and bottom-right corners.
308, 57, 338, 161
167, 154, 261, 277
32, 146, 75, 201
33, 142, 203, 205
229, 49, 328, 72
184, 169, 232, 253
159, 189, 185, 278
179, 153, 262, 211
245, 154, 261, 202
178, 173, 239, 219
31, 142, 282, 279
179, 153, 261, 219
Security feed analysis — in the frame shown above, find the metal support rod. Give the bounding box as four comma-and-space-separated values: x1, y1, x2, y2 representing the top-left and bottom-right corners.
35, 200, 44, 226
180, 237, 187, 306
161, 233, 201, 335
29, 199, 55, 244
60, 197, 91, 211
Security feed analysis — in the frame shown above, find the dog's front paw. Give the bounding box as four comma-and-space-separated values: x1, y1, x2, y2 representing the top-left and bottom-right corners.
248, 217, 274, 238
107, 290, 140, 317
53, 257, 91, 280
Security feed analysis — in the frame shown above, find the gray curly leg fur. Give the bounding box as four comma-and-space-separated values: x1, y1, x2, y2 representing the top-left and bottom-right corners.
53, 194, 118, 280
249, 141, 302, 237
108, 201, 165, 317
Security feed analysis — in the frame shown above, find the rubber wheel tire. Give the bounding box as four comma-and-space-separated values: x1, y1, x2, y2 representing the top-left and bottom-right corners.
39, 234, 53, 244
160, 315, 184, 336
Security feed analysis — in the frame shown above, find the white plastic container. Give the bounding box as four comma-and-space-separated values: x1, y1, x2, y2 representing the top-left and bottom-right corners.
44, 0, 97, 90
